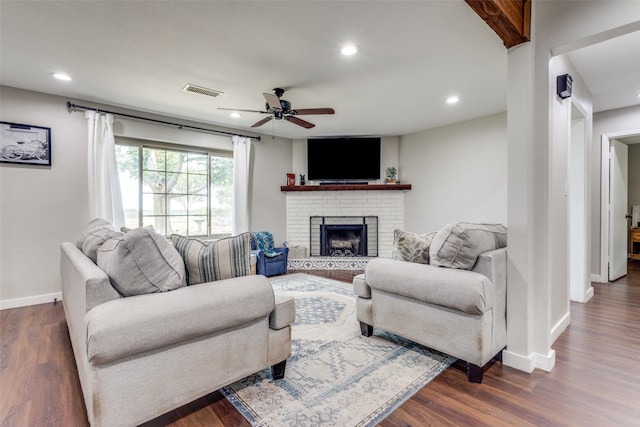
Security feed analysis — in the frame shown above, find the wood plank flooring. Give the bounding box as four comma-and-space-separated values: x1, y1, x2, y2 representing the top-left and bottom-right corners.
1, 263, 639, 427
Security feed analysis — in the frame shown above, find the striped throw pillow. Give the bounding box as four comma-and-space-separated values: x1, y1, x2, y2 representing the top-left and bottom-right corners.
170, 233, 252, 285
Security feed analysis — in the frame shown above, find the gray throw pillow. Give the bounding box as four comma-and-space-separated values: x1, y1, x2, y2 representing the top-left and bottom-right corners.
97, 227, 186, 296
170, 233, 252, 285
78, 218, 123, 263
430, 223, 507, 270
391, 229, 436, 264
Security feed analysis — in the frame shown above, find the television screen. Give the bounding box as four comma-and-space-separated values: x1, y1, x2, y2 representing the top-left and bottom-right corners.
307, 137, 381, 182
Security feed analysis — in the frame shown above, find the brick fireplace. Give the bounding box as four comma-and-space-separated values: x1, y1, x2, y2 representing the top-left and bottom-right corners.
283, 185, 410, 264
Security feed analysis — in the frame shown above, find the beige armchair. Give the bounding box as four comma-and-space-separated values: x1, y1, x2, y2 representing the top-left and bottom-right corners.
354, 247, 507, 383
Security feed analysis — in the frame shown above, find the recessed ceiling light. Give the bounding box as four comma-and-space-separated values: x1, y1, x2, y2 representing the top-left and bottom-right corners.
52, 73, 72, 81
446, 96, 460, 104
341, 45, 358, 56
230, 112, 242, 119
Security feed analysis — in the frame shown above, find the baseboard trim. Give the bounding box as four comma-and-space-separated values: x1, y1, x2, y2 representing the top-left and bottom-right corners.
550, 312, 570, 343
591, 273, 607, 283
0, 292, 62, 310
533, 349, 556, 372
503, 348, 556, 373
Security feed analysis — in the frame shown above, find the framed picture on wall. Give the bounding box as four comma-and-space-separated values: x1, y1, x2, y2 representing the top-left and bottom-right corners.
0, 121, 51, 166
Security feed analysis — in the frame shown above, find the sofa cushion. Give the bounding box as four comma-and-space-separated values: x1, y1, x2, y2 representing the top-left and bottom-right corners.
391, 229, 436, 264
365, 257, 493, 314
430, 223, 507, 270
96, 227, 186, 296
78, 218, 123, 263
85, 275, 275, 365
170, 233, 252, 285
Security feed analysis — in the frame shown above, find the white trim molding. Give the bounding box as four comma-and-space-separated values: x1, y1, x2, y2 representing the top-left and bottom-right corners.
550, 312, 571, 343
503, 348, 556, 373
0, 292, 62, 310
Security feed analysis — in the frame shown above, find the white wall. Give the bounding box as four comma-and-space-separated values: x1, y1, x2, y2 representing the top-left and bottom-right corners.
0, 86, 290, 308
0, 86, 89, 307
400, 112, 507, 233
248, 136, 291, 245
591, 105, 640, 275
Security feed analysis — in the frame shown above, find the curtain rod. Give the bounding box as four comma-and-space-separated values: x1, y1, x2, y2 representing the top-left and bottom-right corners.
66, 101, 261, 141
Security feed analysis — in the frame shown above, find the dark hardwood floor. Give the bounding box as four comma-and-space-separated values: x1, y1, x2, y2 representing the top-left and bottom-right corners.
1, 263, 639, 427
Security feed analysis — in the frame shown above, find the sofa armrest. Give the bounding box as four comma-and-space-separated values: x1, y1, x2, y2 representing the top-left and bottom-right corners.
353, 273, 370, 298
85, 275, 275, 365
270, 293, 295, 329
61, 242, 121, 314
364, 258, 494, 315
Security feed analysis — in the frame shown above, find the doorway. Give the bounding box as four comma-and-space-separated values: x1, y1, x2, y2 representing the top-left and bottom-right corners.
600, 132, 640, 282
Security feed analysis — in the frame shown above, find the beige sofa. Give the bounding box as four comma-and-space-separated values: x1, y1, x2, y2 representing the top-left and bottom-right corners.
354, 224, 507, 383
61, 231, 294, 426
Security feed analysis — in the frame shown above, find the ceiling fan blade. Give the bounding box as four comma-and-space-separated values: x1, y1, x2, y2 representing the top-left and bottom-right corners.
286, 116, 315, 129
263, 93, 282, 110
217, 107, 268, 113
251, 116, 273, 128
292, 108, 335, 115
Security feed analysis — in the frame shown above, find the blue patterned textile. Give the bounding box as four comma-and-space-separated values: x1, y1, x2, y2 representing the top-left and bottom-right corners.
251, 232, 281, 258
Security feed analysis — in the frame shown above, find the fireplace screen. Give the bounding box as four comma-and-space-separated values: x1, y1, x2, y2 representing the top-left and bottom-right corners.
310, 216, 378, 257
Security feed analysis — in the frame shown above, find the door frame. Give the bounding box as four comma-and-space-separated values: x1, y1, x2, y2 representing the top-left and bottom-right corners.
599, 129, 640, 283
569, 101, 592, 302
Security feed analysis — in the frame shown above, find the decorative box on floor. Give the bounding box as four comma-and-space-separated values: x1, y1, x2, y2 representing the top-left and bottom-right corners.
287, 245, 307, 259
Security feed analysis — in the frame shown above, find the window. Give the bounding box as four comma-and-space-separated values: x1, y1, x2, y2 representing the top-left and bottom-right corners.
115, 142, 233, 237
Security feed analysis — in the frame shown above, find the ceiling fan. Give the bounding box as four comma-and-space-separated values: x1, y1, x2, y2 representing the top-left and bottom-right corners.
218, 88, 335, 129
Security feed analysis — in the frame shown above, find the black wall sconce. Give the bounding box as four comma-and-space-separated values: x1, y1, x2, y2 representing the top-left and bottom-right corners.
557, 74, 573, 99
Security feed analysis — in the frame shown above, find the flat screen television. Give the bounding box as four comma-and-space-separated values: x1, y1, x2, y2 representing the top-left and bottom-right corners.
307, 137, 381, 182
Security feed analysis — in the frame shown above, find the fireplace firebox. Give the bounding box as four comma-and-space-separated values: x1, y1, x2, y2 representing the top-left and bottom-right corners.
310, 216, 378, 257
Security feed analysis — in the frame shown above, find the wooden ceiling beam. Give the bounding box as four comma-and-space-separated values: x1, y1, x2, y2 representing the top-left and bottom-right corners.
465, 0, 531, 48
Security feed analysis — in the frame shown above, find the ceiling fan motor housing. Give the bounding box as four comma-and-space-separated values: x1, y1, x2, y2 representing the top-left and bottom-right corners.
266, 99, 291, 113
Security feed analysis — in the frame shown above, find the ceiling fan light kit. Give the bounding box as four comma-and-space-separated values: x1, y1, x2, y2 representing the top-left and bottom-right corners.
218, 88, 335, 129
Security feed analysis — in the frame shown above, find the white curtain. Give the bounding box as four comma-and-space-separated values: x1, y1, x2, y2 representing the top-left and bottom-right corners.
85, 110, 125, 228
232, 135, 251, 235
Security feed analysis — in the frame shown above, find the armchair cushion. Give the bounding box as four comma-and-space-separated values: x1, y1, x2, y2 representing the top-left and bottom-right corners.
364, 258, 493, 315
430, 223, 507, 270
170, 233, 252, 285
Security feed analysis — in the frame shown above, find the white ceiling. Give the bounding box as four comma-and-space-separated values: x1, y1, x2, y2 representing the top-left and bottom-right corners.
1, 1, 638, 140
567, 29, 640, 113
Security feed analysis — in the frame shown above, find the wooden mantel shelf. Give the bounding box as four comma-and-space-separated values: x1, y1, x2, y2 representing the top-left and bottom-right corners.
281, 184, 411, 192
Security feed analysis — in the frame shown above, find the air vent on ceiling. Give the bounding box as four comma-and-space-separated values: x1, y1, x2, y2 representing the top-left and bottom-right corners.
183, 84, 223, 98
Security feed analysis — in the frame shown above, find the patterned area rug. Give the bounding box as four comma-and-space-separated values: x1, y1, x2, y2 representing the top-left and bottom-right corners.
221, 273, 455, 427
